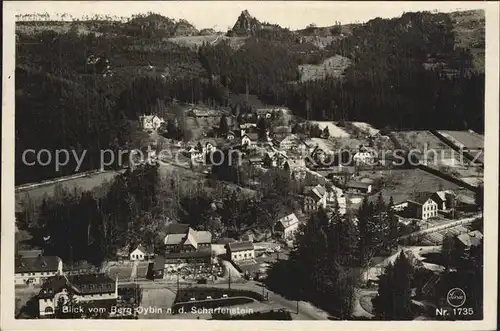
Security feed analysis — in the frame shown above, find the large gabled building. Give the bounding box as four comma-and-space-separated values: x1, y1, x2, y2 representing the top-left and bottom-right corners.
15, 254, 63, 286
38, 273, 118, 318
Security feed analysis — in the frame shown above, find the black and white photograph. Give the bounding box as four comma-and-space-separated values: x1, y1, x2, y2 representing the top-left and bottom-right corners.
2, 1, 498, 330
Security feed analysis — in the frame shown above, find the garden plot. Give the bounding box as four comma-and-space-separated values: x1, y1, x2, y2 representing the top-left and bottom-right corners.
308, 121, 351, 138
439, 130, 484, 150
350, 122, 380, 136
393, 131, 448, 151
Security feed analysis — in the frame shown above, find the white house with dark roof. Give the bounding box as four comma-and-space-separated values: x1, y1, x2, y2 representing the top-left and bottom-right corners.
345, 181, 372, 195
139, 114, 165, 131
226, 241, 255, 262
130, 244, 154, 261
242, 133, 259, 147
273, 213, 300, 240
407, 192, 439, 220
15, 254, 63, 286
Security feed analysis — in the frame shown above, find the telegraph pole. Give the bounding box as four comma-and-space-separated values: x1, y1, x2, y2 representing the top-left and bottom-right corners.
228, 270, 231, 290
177, 272, 180, 293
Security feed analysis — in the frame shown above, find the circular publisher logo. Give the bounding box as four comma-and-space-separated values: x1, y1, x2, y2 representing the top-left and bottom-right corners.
447, 288, 466, 307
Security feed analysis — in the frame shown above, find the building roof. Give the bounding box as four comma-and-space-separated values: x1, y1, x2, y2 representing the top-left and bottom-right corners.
194, 230, 212, 244
15, 255, 60, 274
274, 126, 292, 134
434, 190, 456, 201
38, 274, 116, 299
346, 181, 372, 190
132, 244, 154, 255
183, 228, 198, 249
306, 184, 326, 200
409, 192, 435, 205
17, 249, 43, 258
165, 233, 186, 245
164, 228, 212, 247
68, 274, 116, 295
457, 230, 483, 247
243, 133, 259, 141
153, 256, 166, 271
248, 156, 263, 163
227, 241, 255, 252
276, 213, 300, 229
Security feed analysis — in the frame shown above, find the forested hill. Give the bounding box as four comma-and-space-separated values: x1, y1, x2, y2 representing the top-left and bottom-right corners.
15, 9, 484, 184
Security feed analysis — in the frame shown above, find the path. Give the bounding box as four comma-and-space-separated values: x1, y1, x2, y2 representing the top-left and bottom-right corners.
397, 216, 478, 241
130, 260, 139, 279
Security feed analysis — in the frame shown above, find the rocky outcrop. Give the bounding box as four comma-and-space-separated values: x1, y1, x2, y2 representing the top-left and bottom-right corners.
228, 10, 262, 36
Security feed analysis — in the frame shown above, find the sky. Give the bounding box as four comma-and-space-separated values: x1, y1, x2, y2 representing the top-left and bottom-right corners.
10, 1, 485, 31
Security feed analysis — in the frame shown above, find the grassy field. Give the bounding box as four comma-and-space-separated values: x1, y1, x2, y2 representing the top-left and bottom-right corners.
298, 55, 352, 81
140, 288, 177, 319
350, 122, 380, 136
438, 130, 484, 150
168, 34, 248, 50
393, 131, 449, 151
306, 137, 363, 151
16, 170, 123, 209
358, 168, 465, 204
308, 121, 350, 138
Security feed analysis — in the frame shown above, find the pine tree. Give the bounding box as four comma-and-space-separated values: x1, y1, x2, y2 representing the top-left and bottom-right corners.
387, 196, 399, 244
474, 185, 483, 211
256, 116, 267, 141
219, 115, 229, 136
322, 126, 330, 138
376, 192, 386, 213
372, 251, 414, 320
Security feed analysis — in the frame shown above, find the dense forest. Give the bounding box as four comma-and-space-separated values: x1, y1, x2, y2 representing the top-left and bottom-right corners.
199, 11, 485, 131
15, 10, 484, 184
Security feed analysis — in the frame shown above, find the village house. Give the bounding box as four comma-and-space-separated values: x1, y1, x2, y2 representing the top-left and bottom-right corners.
139, 114, 165, 131
353, 146, 377, 165
283, 158, 307, 180
226, 241, 255, 262
456, 230, 483, 251
406, 193, 439, 220
273, 213, 300, 240
189, 108, 210, 118
241, 133, 259, 148
226, 131, 236, 140
328, 166, 356, 181
430, 190, 456, 211
324, 185, 347, 215
164, 226, 212, 253
273, 134, 303, 151
38, 274, 118, 318
247, 156, 264, 166
15, 254, 63, 286
263, 150, 288, 168
303, 185, 327, 213
345, 181, 372, 195
129, 244, 154, 261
